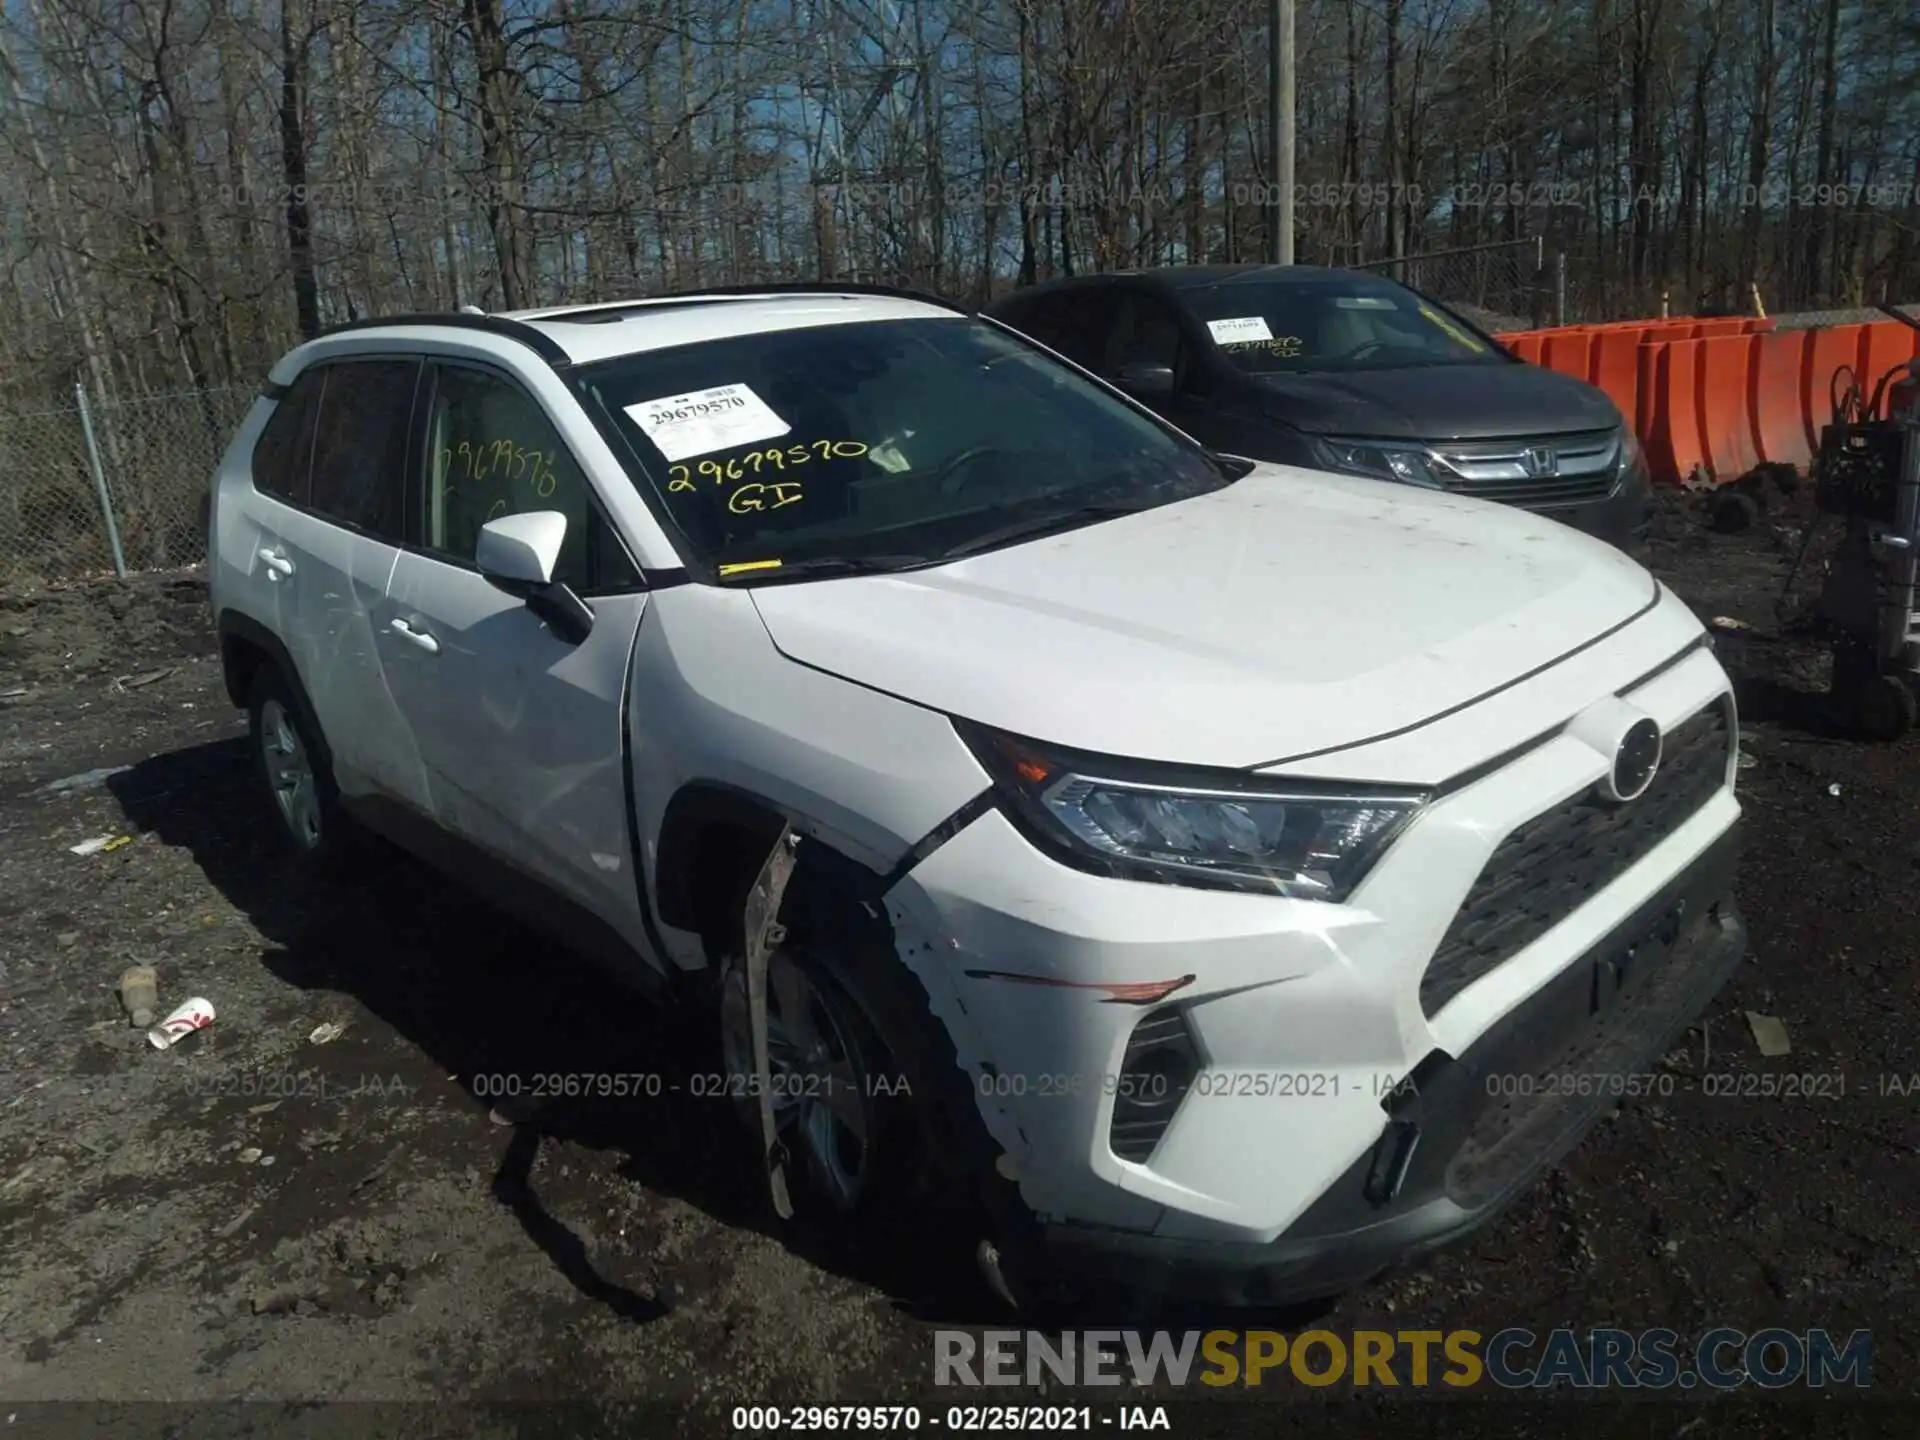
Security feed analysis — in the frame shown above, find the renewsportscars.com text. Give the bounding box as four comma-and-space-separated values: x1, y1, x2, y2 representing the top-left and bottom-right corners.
933, 1327, 1872, 1390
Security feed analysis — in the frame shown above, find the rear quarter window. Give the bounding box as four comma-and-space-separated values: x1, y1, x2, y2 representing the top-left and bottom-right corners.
307, 360, 420, 540
250, 369, 323, 505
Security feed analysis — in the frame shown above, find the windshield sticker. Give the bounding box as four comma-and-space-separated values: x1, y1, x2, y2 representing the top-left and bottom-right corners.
665, 439, 869, 494
626, 383, 791, 462
1206, 315, 1274, 345
717, 559, 783, 577
1418, 304, 1486, 352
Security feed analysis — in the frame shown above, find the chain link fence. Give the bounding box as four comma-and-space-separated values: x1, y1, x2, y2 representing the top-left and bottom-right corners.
1353, 237, 1552, 334
0, 385, 256, 590
1774, 300, 1920, 331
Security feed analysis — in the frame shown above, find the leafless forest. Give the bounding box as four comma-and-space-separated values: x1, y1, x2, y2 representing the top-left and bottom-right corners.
1, 0, 1917, 413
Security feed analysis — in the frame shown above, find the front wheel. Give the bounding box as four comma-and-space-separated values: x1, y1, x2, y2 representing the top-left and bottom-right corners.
711, 887, 1025, 1277
717, 942, 900, 1220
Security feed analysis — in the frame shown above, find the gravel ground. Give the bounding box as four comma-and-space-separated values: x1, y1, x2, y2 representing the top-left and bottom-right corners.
1, 492, 1916, 1437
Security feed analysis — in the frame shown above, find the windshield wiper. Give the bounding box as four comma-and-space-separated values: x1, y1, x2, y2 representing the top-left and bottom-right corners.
713, 553, 931, 584
935, 503, 1150, 562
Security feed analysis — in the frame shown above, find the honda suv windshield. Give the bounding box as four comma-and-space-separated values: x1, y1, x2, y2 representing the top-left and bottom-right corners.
1183, 278, 1507, 377
576, 315, 1230, 580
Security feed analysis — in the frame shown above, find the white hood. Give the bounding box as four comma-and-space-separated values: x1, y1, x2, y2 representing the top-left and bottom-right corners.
748, 463, 1660, 770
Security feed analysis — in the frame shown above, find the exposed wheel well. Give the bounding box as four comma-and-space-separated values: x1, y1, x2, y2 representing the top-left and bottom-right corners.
653, 786, 797, 957
654, 789, 1016, 1246
652, 785, 896, 964
216, 613, 334, 775
220, 630, 272, 710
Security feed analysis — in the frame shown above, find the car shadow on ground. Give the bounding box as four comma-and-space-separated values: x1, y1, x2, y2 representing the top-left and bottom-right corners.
104, 736, 1058, 1328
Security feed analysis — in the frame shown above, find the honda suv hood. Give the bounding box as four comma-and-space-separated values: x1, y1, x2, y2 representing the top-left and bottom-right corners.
1254, 361, 1621, 441
748, 464, 1659, 770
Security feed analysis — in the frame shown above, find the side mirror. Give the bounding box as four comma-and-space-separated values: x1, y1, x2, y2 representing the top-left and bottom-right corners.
477, 511, 565, 587
1114, 360, 1177, 399
476, 511, 593, 645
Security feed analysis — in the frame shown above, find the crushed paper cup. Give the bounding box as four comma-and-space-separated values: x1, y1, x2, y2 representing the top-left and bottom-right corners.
148, 997, 216, 1050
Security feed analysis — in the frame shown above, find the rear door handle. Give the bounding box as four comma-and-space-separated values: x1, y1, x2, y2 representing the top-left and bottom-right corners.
389, 617, 441, 655
258, 548, 294, 580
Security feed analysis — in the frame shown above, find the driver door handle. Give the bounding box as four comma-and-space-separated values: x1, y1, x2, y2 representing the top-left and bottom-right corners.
389, 617, 440, 655
258, 547, 294, 580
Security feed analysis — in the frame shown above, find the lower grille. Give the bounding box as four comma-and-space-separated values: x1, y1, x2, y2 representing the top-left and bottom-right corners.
1446, 895, 1734, 1208
1446, 474, 1620, 509
1419, 698, 1732, 1018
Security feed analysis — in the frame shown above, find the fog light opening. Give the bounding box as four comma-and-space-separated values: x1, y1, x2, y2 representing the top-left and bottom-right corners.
1108, 1007, 1200, 1164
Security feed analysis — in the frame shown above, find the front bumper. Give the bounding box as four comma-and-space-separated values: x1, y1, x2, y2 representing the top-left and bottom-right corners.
1532, 465, 1653, 559
1042, 824, 1744, 1304
881, 613, 1741, 1276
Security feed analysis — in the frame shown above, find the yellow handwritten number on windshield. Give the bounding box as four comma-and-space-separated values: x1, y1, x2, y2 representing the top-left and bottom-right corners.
667, 441, 866, 497
728, 481, 806, 515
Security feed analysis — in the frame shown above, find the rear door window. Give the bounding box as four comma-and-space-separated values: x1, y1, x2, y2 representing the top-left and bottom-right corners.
307, 360, 419, 540
250, 369, 324, 505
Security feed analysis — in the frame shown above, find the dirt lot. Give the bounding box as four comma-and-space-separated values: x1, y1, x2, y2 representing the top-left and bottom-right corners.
1, 495, 1916, 1437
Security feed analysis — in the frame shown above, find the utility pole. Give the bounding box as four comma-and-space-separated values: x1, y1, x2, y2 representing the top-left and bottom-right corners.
1267, 0, 1295, 265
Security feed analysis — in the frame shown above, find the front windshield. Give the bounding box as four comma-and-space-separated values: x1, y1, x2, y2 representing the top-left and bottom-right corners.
1184, 278, 1506, 376
576, 316, 1227, 579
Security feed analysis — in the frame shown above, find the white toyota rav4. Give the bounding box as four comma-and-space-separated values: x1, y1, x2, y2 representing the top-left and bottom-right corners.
208, 284, 1746, 1306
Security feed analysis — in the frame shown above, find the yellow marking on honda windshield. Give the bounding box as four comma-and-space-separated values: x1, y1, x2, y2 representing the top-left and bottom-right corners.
1419, 305, 1486, 352
1221, 336, 1304, 357
718, 559, 784, 576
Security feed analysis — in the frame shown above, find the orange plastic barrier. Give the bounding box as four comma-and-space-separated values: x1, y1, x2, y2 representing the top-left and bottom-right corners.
1539, 329, 1592, 380
1640, 340, 1709, 485
1697, 334, 1760, 478
1749, 329, 1814, 471
1507, 333, 1546, 364
1496, 315, 1914, 486
1589, 330, 1646, 432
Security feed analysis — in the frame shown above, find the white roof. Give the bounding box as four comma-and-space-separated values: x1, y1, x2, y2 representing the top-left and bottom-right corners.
503, 292, 963, 367
266, 292, 968, 385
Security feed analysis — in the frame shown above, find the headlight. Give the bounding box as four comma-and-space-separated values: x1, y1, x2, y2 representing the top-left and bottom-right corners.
1616, 424, 1647, 477
956, 722, 1429, 901
1311, 436, 1449, 490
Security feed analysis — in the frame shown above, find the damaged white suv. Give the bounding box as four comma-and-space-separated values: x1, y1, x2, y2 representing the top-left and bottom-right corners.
208, 284, 1745, 1306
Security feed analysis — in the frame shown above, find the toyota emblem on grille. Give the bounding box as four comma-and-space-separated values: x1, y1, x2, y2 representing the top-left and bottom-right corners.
1522, 445, 1557, 478
1607, 718, 1663, 803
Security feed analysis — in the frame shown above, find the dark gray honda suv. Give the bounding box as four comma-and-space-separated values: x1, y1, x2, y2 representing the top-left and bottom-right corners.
984, 265, 1652, 555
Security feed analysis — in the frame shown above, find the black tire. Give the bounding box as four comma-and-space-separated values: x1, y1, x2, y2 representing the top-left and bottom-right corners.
714, 874, 1038, 1291
247, 664, 353, 867
1708, 490, 1760, 534
1854, 672, 1917, 741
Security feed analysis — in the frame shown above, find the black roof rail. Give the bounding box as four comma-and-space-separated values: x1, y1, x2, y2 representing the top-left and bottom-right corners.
310, 311, 574, 370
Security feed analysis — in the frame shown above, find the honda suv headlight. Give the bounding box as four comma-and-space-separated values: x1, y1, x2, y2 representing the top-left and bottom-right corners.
1616, 423, 1647, 479
1311, 436, 1449, 490
956, 722, 1429, 901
